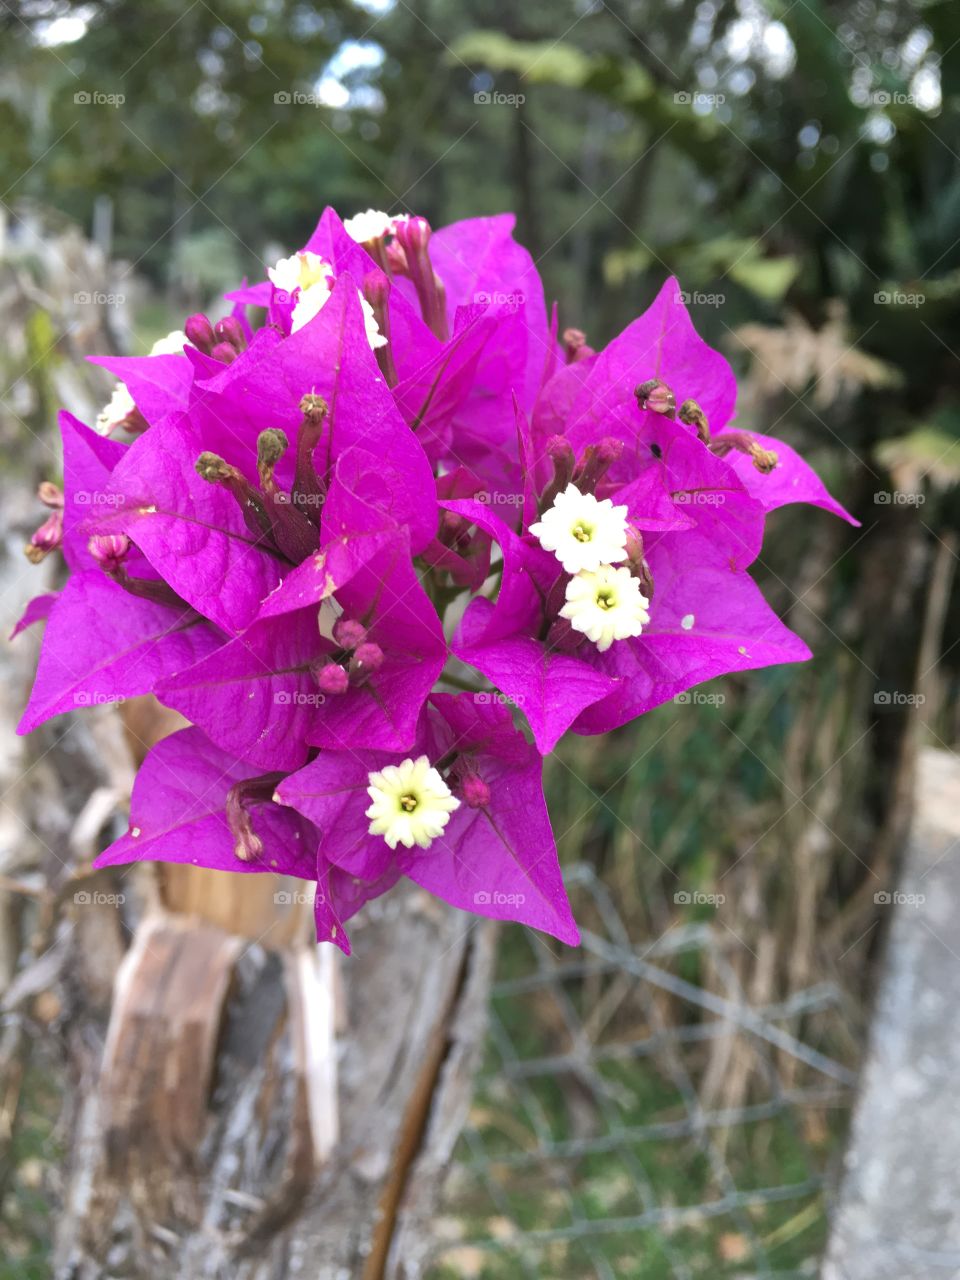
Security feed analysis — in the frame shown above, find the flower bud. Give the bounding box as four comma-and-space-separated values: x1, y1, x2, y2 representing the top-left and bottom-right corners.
333, 617, 367, 650
184, 313, 216, 354
459, 770, 491, 809
538, 436, 576, 513
88, 533, 130, 573
25, 510, 63, 563
210, 341, 238, 365
635, 377, 676, 418
38, 481, 64, 509
349, 641, 384, 683
312, 661, 349, 695
214, 315, 247, 353
574, 436, 624, 493
562, 328, 595, 363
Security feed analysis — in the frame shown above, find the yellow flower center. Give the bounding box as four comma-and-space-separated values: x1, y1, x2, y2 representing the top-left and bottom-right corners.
571, 521, 593, 543
400, 793, 419, 813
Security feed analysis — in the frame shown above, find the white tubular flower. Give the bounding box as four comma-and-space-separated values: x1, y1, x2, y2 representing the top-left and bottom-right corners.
343, 208, 394, 243
366, 755, 460, 850
95, 330, 189, 433
150, 329, 189, 356
268, 250, 333, 298
528, 483, 629, 575
359, 293, 388, 349
290, 280, 334, 332
95, 382, 136, 434
560, 565, 651, 652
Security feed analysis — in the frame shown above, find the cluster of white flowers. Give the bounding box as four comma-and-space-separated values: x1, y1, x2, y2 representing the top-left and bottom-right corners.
531, 483, 650, 652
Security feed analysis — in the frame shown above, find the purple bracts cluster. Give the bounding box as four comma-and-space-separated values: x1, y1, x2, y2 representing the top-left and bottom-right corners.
16, 208, 856, 953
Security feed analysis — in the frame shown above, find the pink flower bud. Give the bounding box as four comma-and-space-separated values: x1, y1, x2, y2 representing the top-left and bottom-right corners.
460, 771, 491, 809
214, 316, 247, 352
210, 341, 238, 365
312, 662, 349, 695
349, 642, 384, 683
185, 313, 216, 354
88, 533, 131, 573
333, 617, 367, 650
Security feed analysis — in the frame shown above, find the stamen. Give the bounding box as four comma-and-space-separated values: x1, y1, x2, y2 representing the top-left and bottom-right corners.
679, 398, 710, 444
256, 429, 319, 561
293, 394, 329, 525
196, 452, 273, 542
226, 772, 286, 862
709, 431, 779, 474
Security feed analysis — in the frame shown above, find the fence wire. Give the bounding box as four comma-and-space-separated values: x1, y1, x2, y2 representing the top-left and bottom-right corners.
428, 864, 857, 1280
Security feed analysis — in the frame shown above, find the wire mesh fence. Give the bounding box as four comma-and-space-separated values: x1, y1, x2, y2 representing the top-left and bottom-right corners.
428, 864, 858, 1279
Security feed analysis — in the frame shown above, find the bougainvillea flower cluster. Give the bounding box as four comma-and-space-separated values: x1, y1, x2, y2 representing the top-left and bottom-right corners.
16, 207, 856, 953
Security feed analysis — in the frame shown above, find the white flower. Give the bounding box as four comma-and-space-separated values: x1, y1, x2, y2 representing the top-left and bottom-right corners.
343, 208, 394, 243
290, 279, 334, 332
267, 250, 333, 298
290, 281, 386, 350
359, 294, 388, 348
95, 331, 190, 434
150, 329, 189, 356
95, 382, 136, 434
366, 755, 460, 850
528, 483, 629, 575
560, 565, 651, 652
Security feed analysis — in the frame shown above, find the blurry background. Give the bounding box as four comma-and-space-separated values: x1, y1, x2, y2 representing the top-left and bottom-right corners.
0, 1, 958, 1276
